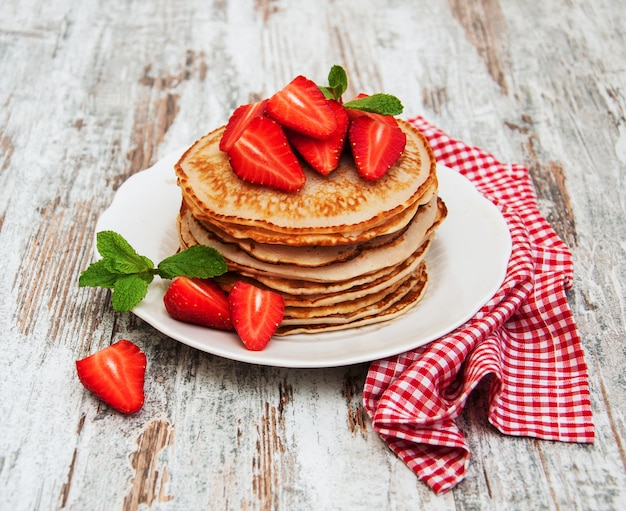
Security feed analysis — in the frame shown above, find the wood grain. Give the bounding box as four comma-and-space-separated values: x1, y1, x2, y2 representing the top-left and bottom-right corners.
1, 0, 625, 510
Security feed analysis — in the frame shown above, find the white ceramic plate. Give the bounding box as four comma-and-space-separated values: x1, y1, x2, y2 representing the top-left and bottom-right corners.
96, 150, 511, 368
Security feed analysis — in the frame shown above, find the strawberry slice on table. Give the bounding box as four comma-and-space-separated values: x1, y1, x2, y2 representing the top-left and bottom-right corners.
287, 99, 349, 175
227, 115, 306, 192
219, 99, 268, 153
163, 276, 233, 330
349, 115, 407, 181
76, 339, 147, 414
228, 281, 285, 351
266, 75, 337, 139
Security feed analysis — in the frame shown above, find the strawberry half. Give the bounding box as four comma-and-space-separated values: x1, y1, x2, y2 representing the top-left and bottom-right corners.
228, 281, 285, 351
227, 116, 306, 192
219, 99, 268, 153
266, 75, 337, 139
163, 276, 233, 330
76, 340, 147, 414
349, 116, 407, 181
287, 100, 349, 175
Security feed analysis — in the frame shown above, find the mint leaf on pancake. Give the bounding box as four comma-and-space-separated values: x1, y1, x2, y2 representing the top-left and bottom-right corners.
344, 93, 404, 116
320, 64, 348, 100
318, 65, 403, 116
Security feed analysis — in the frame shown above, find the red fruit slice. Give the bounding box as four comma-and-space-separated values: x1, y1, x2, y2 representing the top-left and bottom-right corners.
227, 116, 306, 192
266, 75, 337, 139
163, 276, 233, 331
228, 281, 285, 351
219, 99, 268, 153
345, 93, 399, 127
349, 116, 407, 181
76, 340, 147, 414
287, 100, 349, 175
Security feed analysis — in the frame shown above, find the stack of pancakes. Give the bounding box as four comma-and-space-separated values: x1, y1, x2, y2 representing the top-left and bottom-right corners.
174, 119, 447, 335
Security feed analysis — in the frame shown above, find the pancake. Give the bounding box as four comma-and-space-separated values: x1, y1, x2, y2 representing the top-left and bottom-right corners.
181, 196, 444, 283
175, 119, 437, 246
173, 117, 447, 335
275, 267, 429, 335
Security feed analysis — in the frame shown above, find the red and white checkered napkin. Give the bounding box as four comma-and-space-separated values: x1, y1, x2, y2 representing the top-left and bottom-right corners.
363, 116, 595, 494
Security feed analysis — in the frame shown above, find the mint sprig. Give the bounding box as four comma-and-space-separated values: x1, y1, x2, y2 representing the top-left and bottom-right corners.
320, 65, 349, 101
344, 94, 403, 116
319, 64, 404, 116
79, 230, 227, 312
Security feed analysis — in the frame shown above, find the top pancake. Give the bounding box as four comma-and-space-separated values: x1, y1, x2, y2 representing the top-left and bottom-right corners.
175, 119, 436, 244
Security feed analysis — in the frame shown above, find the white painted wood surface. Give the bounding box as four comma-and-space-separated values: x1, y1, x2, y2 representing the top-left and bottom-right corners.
1, 0, 625, 509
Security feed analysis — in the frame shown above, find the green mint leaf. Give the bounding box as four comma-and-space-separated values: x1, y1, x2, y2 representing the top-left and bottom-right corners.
344, 93, 404, 116
81, 231, 230, 312
319, 65, 348, 101
327, 65, 348, 99
111, 273, 152, 312
319, 87, 334, 100
157, 245, 228, 280
79, 259, 121, 288
96, 230, 154, 274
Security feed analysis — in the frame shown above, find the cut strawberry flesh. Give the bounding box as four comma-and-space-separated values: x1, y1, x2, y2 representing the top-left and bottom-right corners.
76, 340, 147, 414
287, 100, 349, 175
228, 281, 285, 351
266, 75, 337, 139
163, 276, 233, 330
349, 116, 406, 181
219, 99, 268, 153
227, 116, 306, 192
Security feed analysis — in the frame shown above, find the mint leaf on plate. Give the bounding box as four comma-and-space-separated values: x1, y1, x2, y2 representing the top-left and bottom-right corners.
111, 274, 151, 312
158, 245, 228, 280
96, 231, 154, 274
80, 231, 227, 312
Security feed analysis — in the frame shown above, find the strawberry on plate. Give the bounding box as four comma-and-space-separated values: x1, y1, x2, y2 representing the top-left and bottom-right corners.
228, 280, 285, 351
219, 99, 268, 153
266, 75, 337, 139
287, 99, 349, 175
349, 115, 407, 181
76, 340, 147, 414
163, 276, 233, 330
227, 115, 306, 192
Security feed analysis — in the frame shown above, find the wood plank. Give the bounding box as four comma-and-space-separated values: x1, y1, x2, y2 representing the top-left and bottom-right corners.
0, 0, 625, 509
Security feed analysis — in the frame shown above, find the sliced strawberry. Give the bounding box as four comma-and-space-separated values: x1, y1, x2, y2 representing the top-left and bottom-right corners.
227, 116, 306, 192
219, 99, 268, 153
287, 100, 349, 175
163, 276, 233, 330
266, 75, 337, 139
228, 281, 285, 351
76, 340, 147, 414
345, 93, 399, 127
349, 116, 407, 181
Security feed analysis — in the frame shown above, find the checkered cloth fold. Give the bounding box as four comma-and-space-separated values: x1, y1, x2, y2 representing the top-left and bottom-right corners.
363, 117, 594, 494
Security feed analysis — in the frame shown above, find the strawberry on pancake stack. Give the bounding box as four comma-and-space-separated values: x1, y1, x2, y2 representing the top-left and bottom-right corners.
174, 66, 447, 335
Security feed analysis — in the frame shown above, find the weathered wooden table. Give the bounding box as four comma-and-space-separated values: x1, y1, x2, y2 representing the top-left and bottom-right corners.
1, 1, 624, 509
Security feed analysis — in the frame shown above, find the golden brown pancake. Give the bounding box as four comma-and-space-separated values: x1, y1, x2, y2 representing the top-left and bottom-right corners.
275, 267, 429, 335
175, 120, 438, 246
181, 197, 444, 283
174, 118, 446, 335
